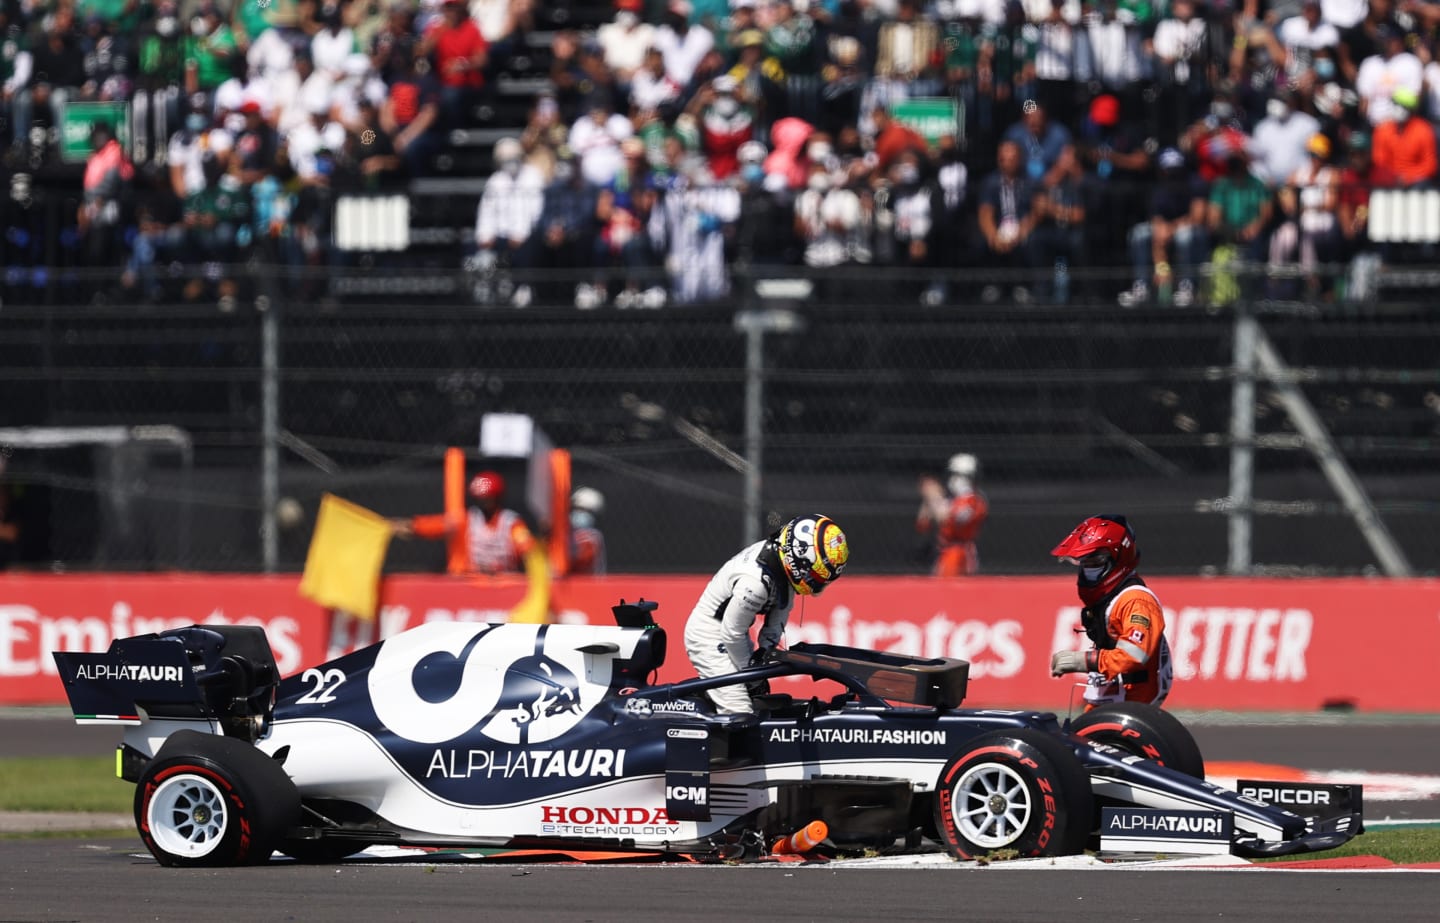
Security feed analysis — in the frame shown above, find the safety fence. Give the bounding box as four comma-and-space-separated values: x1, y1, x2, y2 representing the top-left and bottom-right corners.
2, 278, 1438, 577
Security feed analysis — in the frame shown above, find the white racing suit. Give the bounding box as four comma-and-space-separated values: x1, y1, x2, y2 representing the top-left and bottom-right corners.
684, 539, 793, 714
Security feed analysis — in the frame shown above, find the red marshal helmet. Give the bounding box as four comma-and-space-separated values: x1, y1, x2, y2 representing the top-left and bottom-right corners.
1050, 515, 1138, 606
468, 470, 505, 500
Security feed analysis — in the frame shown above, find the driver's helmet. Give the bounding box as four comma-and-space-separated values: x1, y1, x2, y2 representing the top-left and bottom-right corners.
469, 470, 505, 501
1050, 515, 1138, 606
776, 514, 849, 596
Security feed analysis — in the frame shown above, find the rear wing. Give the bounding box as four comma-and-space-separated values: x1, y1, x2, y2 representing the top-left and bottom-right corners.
52, 625, 280, 738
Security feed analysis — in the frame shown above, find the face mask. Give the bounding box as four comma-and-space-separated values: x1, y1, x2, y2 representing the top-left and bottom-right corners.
1266, 98, 1290, 121
571, 511, 595, 530
191, 17, 208, 37
554, 161, 575, 182
713, 96, 739, 117
1315, 58, 1335, 80
808, 172, 831, 192
742, 163, 764, 184
948, 476, 971, 496
186, 113, 208, 133
1081, 563, 1108, 582
615, 10, 638, 27
808, 142, 832, 161
895, 164, 919, 185
500, 159, 521, 176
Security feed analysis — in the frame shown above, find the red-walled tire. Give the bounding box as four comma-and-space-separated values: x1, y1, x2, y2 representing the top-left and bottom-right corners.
1070, 701, 1206, 779
933, 728, 1093, 860
134, 730, 299, 867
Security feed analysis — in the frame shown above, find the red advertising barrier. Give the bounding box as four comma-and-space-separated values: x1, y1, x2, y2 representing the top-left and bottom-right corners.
4, 573, 1438, 712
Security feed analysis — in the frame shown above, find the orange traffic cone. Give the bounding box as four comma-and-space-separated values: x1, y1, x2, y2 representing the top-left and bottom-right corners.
771, 820, 828, 855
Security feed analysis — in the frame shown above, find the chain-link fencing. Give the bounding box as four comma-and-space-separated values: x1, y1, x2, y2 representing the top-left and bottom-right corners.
2, 264, 1438, 576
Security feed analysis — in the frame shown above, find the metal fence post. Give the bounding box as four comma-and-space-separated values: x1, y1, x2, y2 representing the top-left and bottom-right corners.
733, 307, 805, 546
1228, 305, 1256, 574
259, 293, 280, 574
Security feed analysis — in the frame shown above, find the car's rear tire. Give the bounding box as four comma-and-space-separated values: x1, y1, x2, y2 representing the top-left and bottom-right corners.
933, 728, 1093, 860
1069, 701, 1205, 779
135, 730, 300, 867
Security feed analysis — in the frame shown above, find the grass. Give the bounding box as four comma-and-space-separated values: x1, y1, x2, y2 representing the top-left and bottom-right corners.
3, 756, 1437, 864
0, 756, 132, 814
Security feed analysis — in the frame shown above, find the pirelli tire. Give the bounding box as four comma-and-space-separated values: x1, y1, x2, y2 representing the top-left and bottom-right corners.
1069, 701, 1206, 779
933, 728, 1093, 860
135, 730, 300, 867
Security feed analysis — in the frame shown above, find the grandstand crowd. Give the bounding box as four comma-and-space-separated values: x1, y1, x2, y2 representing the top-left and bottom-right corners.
1, 0, 1436, 306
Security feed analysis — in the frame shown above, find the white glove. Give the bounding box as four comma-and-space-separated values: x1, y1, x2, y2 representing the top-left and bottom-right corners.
1051, 650, 1090, 677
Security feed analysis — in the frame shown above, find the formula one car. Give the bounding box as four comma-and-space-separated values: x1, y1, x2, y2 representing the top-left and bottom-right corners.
52, 600, 1363, 867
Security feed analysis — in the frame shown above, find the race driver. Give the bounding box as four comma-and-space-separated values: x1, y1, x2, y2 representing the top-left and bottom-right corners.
684, 514, 849, 714
1049, 514, 1172, 709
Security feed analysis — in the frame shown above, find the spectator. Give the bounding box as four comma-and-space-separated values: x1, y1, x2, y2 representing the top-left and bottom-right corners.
1, 9, 32, 148
869, 102, 926, 174
874, 0, 942, 96
655, 0, 715, 88
1031, 145, 1086, 303
650, 155, 739, 304
1076, 91, 1150, 266
184, 3, 239, 98
976, 138, 1042, 302
630, 46, 684, 116
1185, 97, 1251, 182
1002, 97, 1074, 188
733, 138, 796, 265
473, 135, 545, 307
1337, 129, 1374, 253
688, 74, 754, 180
1077, 0, 1147, 96
763, 0, 820, 79
1278, 0, 1341, 88
77, 121, 133, 274
570, 88, 633, 186
915, 452, 988, 576
594, 136, 657, 306
1355, 23, 1421, 128
344, 98, 400, 187
420, 0, 489, 129
1207, 151, 1274, 297
1338, 0, 1399, 87
1146, 0, 1215, 136
1118, 147, 1209, 308
764, 115, 816, 193
875, 146, 934, 293
536, 147, 601, 306
925, 132, 971, 304
312, 3, 357, 82
815, 31, 864, 136
14, 9, 85, 150
568, 487, 607, 575
794, 156, 871, 273
381, 54, 442, 177
597, 0, 655, 92
1268, 132, 1342, 300
1372, 87, 1437, 187
1031, 0, 1079, 115
1249, 88, 1321, 188
370, 3, 419, 84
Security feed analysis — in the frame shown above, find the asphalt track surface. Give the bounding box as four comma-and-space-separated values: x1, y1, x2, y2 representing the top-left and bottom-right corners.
6, 711, 1440, 922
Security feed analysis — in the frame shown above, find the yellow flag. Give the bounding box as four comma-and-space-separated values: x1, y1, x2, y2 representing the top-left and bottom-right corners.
298, 493, 394, 621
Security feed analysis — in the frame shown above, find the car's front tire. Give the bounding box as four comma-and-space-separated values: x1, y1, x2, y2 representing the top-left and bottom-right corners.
135, 730, 300, 867
1069, 701, 1205, 778
933, 728, 1093, 860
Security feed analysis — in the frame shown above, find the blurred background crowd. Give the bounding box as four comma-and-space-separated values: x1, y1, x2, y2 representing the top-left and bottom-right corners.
3, 0, 1439, 307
